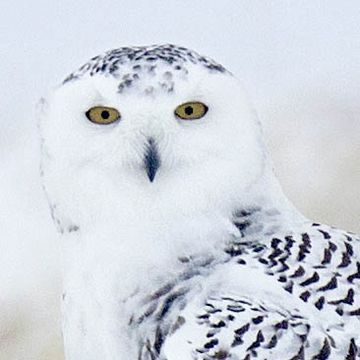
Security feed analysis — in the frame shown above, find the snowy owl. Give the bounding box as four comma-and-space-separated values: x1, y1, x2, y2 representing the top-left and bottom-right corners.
39, 44, 360, 359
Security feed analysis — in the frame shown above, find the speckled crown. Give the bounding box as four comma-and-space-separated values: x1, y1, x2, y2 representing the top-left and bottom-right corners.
63, 44, 229, 94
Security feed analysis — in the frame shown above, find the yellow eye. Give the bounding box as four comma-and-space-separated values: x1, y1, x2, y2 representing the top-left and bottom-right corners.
174, 102, 208, 120
85, 106, 121, 125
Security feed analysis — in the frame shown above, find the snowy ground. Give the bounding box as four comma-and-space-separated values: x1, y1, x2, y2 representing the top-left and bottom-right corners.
0, 1, 359, 359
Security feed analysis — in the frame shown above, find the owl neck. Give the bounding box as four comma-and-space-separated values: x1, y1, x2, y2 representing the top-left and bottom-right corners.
59, 167, 305, 359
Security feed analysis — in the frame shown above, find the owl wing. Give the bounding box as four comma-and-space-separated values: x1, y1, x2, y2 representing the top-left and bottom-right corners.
161, 224, 360, 359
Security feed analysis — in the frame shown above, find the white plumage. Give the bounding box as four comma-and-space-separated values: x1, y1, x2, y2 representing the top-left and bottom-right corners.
39, 44, 360, 359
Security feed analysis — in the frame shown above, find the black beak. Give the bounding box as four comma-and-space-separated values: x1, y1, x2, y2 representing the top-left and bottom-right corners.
143, 138, 161, 182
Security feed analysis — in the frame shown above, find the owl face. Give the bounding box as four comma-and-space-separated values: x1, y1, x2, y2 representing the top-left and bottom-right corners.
40, 45, 265, 231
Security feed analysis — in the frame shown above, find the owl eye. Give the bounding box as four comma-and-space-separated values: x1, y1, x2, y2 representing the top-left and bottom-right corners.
174, 102, 208, 120
85, 106, 121, 125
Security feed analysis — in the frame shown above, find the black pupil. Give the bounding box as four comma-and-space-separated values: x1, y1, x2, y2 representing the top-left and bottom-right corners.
101, 110, 110, 119
184, 106, 194, 116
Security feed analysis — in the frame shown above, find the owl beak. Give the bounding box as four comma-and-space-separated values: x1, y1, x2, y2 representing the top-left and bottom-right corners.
143, 138, 161, 182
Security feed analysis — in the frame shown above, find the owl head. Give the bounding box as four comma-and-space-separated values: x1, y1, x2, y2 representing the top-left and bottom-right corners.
39, 44, 269, 233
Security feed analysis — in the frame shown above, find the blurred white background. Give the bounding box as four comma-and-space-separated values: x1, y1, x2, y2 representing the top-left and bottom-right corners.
0, 1, 359, 359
